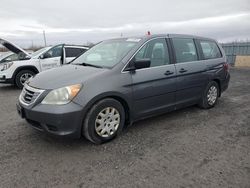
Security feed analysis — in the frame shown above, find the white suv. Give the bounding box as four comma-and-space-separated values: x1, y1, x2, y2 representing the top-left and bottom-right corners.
0, 38, 89, 88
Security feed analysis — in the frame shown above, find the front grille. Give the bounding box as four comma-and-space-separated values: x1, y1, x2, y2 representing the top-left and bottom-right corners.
20, 85, 44, 105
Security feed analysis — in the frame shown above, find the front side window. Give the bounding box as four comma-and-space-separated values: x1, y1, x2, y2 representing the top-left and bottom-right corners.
172, 38, 198, 63
135, 38, 170, 67
31, 47, 50, 57
200, 40, 222, 59
43, 45, 63, 59
72, 39, 139, 68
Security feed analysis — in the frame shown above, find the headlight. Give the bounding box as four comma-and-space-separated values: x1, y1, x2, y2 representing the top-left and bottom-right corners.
41, 84, 82, 105
1, 62, 13, 71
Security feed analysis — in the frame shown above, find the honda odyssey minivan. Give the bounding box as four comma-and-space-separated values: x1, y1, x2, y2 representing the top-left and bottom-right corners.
17, 34, 230, 144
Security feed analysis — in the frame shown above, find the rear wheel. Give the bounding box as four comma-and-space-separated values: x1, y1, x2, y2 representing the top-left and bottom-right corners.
15, 70, 35, 89
83, 98, 125, 144
199, 81, 219, 109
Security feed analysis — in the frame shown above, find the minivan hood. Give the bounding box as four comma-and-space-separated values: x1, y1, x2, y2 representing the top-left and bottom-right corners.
0, 38, 31, 58
28, 65, 106, 90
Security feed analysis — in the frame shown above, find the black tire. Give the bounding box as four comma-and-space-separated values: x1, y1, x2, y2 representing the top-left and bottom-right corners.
199, 81, 219, 109
15, 70, 35, 89
83, 98, 125, 144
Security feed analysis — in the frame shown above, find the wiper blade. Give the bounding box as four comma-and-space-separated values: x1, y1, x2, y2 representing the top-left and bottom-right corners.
65, 61, 72, 64
81, 62, 103, 68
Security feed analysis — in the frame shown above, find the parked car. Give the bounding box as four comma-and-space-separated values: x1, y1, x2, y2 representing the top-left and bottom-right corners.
0, 38, 89, 88
17, 34, 230, 144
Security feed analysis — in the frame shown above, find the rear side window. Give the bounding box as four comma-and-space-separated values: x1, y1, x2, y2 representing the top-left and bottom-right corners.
65, 48, 86, 58
172, 38, 198, 63
199, 40, 222, 59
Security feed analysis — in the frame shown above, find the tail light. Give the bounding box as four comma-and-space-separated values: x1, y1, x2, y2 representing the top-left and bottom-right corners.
223, 62, 229, 73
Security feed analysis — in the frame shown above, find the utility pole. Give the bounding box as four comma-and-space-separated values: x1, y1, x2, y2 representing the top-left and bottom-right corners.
31, 40, 34, 50
43, 30, 47, 47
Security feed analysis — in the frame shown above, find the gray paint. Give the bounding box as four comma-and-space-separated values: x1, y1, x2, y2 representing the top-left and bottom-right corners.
18, 34, 230, 138
30, 65, 107, 90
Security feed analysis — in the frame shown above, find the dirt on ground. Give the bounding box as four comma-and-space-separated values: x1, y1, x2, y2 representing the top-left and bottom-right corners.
0, 68, 249, 188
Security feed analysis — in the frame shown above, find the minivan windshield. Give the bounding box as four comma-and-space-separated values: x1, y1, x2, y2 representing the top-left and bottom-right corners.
72, 38, 140, 68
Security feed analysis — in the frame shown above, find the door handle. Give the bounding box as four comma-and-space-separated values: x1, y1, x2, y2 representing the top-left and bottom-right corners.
164, 70, 174, 75
179, 68, 187, 73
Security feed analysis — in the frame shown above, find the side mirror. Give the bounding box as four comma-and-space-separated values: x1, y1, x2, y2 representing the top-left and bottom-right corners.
39, 54, 44, 59
40, 53, 51, 59
134, 58, 151, 70
124, 58, 151, 72
125, 59, 151, 71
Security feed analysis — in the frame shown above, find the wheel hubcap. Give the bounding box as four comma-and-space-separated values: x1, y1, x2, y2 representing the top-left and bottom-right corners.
207, 86, 218, 105
20, 73, 33, 85
95, 107, 120, 138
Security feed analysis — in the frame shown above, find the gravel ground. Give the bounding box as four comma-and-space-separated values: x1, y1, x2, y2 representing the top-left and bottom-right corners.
0, 68, 249, 188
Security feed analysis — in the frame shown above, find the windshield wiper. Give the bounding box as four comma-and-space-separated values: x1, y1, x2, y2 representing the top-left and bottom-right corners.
80, 62, 104, 69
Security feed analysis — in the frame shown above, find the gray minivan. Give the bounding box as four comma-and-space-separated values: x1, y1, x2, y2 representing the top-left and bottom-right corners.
17, 34, 230, 144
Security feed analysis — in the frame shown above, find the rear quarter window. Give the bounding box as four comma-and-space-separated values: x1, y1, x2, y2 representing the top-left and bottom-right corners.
199, 40, 222, 59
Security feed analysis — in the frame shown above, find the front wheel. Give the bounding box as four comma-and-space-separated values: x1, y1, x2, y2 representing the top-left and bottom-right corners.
199, 81, 219, 109
15, 70, 35, 89
83, 98, 125, 144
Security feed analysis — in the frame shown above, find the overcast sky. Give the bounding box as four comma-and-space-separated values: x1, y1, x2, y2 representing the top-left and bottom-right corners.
0, 0, 250, 47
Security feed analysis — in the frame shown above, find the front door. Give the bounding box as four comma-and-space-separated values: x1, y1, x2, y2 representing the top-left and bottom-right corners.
64, 47, 87, 64
130, 38, 177, 119
39, 45, 64, 71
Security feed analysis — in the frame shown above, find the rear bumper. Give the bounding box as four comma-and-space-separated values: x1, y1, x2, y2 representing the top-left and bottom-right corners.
17, 102, 84, 138
221, 73, 230, 93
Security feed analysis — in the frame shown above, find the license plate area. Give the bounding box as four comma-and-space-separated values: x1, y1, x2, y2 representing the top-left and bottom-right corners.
16, 104, 25, 118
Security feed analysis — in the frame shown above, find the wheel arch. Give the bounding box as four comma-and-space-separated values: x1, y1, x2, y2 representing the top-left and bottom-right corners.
12, 66, 39, 81
212, 78, 221, 97
82, 92, 132, 127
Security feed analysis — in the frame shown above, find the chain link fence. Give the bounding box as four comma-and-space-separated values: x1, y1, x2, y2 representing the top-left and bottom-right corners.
221, 42, 250, 65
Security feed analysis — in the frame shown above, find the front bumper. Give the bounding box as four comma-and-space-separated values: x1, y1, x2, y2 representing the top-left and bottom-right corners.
0, 74, 13, 84
17, 101, 84, 138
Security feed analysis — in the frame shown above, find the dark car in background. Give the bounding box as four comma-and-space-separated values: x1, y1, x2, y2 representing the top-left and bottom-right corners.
17, 34, 230, 144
